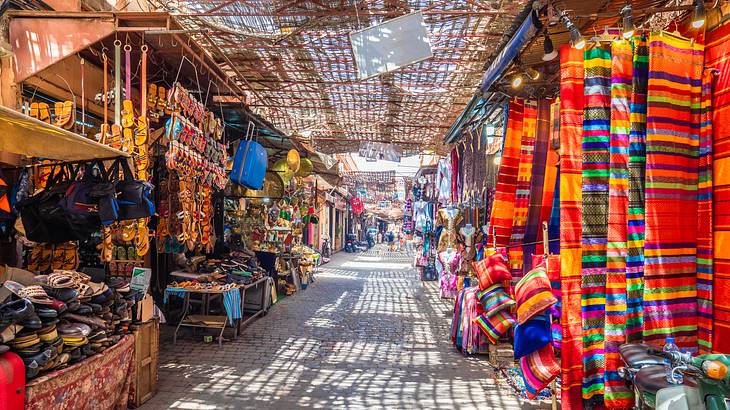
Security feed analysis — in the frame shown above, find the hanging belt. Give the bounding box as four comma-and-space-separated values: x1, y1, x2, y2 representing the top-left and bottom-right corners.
114, 39, 121, 125
124, 44, 131, 103
141, 45, 148, 118
80, 58, 85, 135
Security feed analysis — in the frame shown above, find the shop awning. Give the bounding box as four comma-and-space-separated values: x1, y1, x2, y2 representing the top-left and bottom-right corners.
0, 106, 128, 162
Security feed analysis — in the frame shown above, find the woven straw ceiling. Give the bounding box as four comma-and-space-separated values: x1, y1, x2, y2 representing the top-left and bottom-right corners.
152, 0, 529, 154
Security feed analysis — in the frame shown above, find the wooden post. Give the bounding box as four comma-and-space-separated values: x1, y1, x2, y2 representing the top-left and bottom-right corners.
543, 221, 558, 410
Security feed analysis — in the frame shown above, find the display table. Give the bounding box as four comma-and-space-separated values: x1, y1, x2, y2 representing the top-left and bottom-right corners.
25, 334, 135, 410
167, 287, 241, 347
239, 276, 272, 331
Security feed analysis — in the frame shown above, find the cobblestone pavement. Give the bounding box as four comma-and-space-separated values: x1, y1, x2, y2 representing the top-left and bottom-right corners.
143, 246, 540, 409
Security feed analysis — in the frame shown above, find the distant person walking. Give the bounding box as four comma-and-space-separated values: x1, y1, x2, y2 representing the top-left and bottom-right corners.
387, 231, 396, 251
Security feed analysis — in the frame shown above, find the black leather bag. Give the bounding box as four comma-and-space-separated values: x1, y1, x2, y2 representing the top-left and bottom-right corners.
109, 158, 154, 221
59, 161, 106, 238
16, 165, 78, 243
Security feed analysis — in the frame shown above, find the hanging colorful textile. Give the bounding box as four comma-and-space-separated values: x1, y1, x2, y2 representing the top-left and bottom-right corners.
523, 99, 552, 269
696, 68, 715, 353
508, 101, 538, 280
558, 44, 584, 410
548, 169, 560, 255
643, 32, 703, 351
490, 99, 524, 246
707, 22, 730, 354
603, 39, 633, 409
626, 35, 649, 344
581, 43, 611, 405
541, 99, 561, 234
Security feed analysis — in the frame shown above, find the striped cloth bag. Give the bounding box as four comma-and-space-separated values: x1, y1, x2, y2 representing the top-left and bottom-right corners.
558, 44, 584, 410
642, 32, 703, 351
508, 101, 538, 280
604, 39, 633, 409
626, 34, 649, 344
706, 22, 730, 354
581, 43, 612, 405
490, 99, 524, 247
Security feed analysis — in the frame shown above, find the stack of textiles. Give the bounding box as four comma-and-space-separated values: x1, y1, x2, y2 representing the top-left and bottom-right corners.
451, 287, 489, 355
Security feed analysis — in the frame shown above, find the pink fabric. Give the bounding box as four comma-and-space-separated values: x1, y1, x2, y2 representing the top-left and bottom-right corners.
439, 250, 461, 298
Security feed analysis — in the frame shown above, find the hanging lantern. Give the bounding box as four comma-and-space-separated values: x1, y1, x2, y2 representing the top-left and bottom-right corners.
272, 158, 293, 183
295, 157, 313, 177
287, 149, 301, 173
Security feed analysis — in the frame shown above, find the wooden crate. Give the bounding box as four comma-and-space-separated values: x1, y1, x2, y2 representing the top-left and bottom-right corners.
131, 320, 159, 408
488, 342, 515, 366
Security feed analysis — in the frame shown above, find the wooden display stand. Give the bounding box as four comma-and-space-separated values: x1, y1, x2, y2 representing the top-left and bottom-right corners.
131, 320, 159, 408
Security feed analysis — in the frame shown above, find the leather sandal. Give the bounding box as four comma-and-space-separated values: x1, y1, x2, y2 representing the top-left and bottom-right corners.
147, 83, 158, 110
122, 128, 134, 153
121, 100, 135, 129
38, 103, 51, 124
135, 117, 148, 146
29, 102, 39, 119
158, 86, 167, 113
54, 101, 74, 130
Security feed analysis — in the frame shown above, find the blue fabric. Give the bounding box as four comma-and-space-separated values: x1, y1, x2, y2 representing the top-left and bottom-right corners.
163, 288, 187, 304
548, 167, 560, 254
513, 312, 552, 359
222, 288, 242, 322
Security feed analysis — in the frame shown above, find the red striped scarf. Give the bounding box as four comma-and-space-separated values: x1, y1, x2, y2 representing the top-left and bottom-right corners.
626, 35, 648, 345
603, 39, 633, 409
508, 101, 538, 280
558, 45, 584, 410
706, 22, 730, 353
642, 33, 703, 351
490, 99, 524, 247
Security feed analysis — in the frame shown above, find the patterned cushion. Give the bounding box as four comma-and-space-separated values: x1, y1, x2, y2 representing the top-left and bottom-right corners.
476, 284, 515, 317
474, 309, 516, 344
513, 312, 551, 359
472, 252, 511, 290
515, 266, 557, 325
520, 344, 560, 399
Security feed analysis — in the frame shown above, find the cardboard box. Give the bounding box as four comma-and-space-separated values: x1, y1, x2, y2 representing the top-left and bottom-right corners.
135, 294, 155, 322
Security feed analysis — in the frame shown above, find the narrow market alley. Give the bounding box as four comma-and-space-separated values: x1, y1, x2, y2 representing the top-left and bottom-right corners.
144, 247, 531, 409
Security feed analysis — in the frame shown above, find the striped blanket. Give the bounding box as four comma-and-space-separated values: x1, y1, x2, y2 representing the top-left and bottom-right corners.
642, 32, 703, 351
523, 99, 553, 268
581, 44, 612, 405
706, 22, 730, 353
558, 44, 584, 410
603, 39, 633, 409
626, 35, 649, 344
508, 101, 538, 280
490, 99, 524, 247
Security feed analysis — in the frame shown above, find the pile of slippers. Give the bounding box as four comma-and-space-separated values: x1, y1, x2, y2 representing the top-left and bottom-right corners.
0, 270, 139, 379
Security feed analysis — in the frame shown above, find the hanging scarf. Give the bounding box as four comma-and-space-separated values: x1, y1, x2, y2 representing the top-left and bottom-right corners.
603, 39, 633, 409
642, 32, 703, 351
508, 101, 538, 280
626, 35, 649, 345
490, 99, 524, 246
697, 68, 717, 353
706, 22, 730, 354
581, 43, 612, 405
558, 45, 585, 410
523, 99, 552, 269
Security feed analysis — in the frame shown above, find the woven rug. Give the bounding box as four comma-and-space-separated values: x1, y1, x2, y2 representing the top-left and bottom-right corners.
706, 22, 730, 354
558, 44, 584, 410
581, 43, 612, 405
603, 39, 633, 409
490, 99, 524, 247
508, 101, 538, 280
626, 34, 649, 345
523, 99, 552, 268
642, 32, 703, 351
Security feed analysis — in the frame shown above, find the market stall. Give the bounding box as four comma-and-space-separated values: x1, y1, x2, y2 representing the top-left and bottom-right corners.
434, 1, 730, 408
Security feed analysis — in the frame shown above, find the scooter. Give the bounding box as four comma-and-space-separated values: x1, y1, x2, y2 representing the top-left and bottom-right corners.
618, 343, 730, 409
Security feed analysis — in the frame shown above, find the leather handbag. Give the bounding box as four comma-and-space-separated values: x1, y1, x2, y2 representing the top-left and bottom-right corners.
230, 123, 267, 189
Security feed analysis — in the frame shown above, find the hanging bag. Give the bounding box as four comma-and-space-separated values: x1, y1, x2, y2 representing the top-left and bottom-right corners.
230, 122, 267, 189
16, 164, 78, 243
110, 158, 155, 221
59, 161, 106, 238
